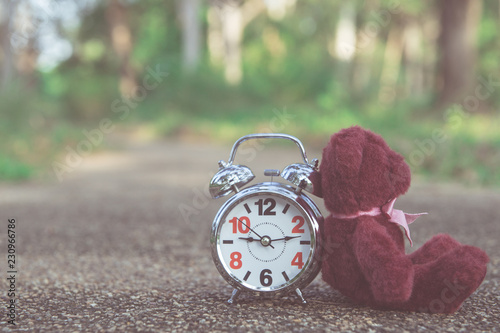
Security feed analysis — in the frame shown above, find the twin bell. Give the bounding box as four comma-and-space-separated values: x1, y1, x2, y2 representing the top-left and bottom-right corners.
209, 134, 319, 199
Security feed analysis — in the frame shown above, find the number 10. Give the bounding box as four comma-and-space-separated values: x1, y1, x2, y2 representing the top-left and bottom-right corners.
228, 217, 250, 233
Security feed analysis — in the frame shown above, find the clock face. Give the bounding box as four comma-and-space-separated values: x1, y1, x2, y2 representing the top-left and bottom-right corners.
213, 188, 319, 292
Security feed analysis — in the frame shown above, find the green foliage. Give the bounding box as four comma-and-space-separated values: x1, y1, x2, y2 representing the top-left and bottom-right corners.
133, 2, 179, 65
0, 80, 82, 181
0, 153, 33, 181
2, 0, 500, 187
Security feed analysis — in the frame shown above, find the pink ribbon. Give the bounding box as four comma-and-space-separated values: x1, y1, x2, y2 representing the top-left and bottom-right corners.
330, 198, 427, 246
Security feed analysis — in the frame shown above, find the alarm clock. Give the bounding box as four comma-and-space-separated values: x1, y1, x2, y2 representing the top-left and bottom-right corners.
209, 133, 323, 304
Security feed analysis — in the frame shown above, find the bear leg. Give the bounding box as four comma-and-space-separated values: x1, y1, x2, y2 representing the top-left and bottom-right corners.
402, 245, 489, 313
409, 234, 462, 265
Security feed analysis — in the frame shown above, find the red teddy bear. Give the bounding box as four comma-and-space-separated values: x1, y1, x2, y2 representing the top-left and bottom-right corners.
311, 126, 489, 313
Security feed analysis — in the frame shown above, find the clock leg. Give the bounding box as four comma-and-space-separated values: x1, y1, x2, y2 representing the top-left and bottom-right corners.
295, 288, 307, 304
227, 288, 241, 304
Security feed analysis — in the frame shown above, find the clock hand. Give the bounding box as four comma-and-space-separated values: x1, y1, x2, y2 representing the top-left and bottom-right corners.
270, 236, 301, 242
236, 217, 264, 239
238, 236, 256, 242
235, 217, 275, 249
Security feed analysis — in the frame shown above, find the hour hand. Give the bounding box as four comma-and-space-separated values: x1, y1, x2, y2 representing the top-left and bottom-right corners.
238, 236, 257, 242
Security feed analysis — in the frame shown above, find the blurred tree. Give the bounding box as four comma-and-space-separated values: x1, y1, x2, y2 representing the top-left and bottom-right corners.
106, 0, 136, 97
332, 3, 356, 62
207, 0, 265, 85
179, 0, 201, 72
1, 0, 39, 88
378, 17, 405, 105
2, 0, 498, 123
403, 16, 425, 98
330, 2, 356, 94
207, 4, 224, 67
0, 0, 15, 90
437, 0, 482, 107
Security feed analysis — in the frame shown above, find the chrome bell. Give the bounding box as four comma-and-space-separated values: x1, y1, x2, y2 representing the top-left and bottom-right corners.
209, 133, 319, 198
209, 161, 255, 199
281, 158, 319, 193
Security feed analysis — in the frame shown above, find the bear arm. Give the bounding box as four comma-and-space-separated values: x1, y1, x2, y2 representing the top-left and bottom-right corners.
353, 217, 414, 305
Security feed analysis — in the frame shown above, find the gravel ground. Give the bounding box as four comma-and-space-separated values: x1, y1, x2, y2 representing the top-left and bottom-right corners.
0, 137, 498, 332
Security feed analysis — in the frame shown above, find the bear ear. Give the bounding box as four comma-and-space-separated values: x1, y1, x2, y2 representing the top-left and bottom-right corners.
331, 127, 365, 179
319, 127, 365, 214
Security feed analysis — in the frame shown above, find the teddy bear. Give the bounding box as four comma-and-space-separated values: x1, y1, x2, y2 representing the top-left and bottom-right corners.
310, 126, 489, 313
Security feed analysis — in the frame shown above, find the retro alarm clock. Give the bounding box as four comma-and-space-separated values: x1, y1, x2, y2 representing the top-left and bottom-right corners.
209, 133, 323, 304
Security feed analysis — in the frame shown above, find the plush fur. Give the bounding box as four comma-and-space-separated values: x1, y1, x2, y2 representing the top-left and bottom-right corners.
312, 126, 489, 313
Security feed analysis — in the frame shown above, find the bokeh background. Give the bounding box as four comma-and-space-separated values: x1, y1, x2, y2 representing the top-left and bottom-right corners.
0, 0, 499, 186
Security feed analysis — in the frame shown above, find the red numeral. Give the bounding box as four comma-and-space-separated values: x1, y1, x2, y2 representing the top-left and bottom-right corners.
230, 252, 242, 269
291, 252, 304, 269
228, 217, 250, 234
291, 216, 305, 233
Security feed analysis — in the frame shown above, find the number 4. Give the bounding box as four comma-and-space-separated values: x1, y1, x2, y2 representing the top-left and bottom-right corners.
291, 252, 304, 269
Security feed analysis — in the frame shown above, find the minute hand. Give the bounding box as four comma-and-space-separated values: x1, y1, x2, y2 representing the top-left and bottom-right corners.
270, 236, 301, 242
236, 217, 275, 249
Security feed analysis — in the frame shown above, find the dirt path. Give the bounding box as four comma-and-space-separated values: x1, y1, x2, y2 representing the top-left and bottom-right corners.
0, 137, 498, 332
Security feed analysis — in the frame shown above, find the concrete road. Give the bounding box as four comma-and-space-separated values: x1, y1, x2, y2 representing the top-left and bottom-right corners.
0, 137, 498, 332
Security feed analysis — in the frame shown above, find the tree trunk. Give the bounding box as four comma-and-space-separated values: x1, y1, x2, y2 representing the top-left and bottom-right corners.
332, 3, 356, 62
207, 6, 224, 67
12, 1, 38, 88
403, 18, 424, 98
106, 0, 136, 97
221, 4, 243, 85
437, 0, 482, 107
351, 18, 377, 97
0, 0, 16, 91
180, 0, 201, 72
207, 0, 265, 85
378, 21, 404, 105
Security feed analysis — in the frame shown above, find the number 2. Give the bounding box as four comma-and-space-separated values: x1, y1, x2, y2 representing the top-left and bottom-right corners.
291, 216, 305, 233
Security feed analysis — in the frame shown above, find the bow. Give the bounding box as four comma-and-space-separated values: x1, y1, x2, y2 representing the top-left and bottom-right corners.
331, 198, 427, 246
381, 198, 427, 247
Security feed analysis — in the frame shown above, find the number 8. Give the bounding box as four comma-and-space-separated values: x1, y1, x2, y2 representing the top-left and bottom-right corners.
229, 252, 242, 269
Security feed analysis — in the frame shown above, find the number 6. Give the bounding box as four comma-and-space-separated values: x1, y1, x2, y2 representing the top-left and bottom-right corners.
260, 269, 273, 286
